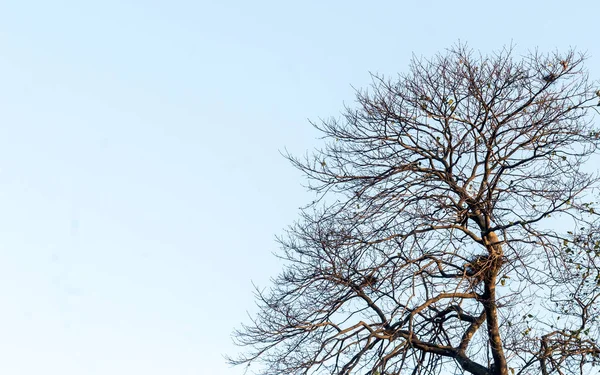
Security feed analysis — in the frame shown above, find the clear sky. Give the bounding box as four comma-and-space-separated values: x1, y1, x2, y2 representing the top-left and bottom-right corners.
0, 0, 598, 374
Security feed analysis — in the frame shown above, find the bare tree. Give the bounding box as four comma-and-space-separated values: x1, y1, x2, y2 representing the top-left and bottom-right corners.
229, 44, 600, 375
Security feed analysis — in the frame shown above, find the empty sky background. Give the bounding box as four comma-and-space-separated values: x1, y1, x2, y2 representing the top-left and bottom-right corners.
0, 0, 598, 374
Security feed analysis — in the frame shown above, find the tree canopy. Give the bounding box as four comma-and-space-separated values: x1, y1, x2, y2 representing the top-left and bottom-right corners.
230, 44, 600, 375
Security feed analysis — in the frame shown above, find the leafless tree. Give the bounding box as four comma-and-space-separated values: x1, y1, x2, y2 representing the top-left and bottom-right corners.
229, 44, 600, 375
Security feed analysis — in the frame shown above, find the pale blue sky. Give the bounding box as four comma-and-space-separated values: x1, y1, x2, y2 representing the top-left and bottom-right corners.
0, 1, 597, 374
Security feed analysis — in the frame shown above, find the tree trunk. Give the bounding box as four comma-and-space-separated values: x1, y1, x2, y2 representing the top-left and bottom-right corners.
482, 232, 508, 375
